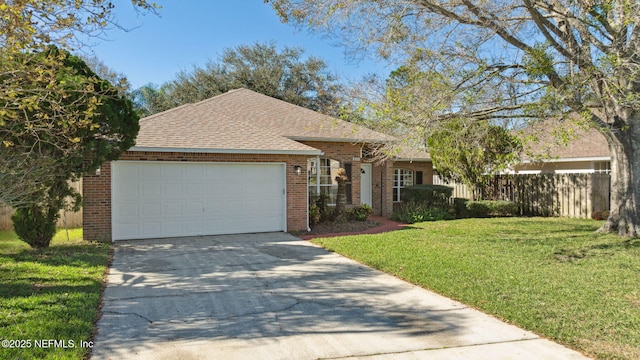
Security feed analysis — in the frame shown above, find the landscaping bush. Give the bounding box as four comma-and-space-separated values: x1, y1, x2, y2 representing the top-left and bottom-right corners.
391, 201, 455, 224
400, 184, 453, 209
311, 195, 337, 223
347, 204, 374, 221
309, 204, 321, 226
452, 197, 470, 219
466, 200, 518, 217
11, 205, 59, 249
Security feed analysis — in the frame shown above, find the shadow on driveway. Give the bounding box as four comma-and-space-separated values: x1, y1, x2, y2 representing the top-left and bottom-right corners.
91, 232, 586, 360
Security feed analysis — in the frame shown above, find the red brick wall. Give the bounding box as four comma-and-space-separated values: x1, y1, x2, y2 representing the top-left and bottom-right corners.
83, 162, 112, 242
371, 160, 394, 217
83, 151, 309, 241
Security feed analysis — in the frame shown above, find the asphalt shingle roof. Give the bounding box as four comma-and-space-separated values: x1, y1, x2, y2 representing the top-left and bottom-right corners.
519, 119, 610, 161
133, 89, 394, 154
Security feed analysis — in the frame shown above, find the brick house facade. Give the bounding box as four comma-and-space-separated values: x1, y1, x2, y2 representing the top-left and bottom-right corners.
83, 89, 432, 241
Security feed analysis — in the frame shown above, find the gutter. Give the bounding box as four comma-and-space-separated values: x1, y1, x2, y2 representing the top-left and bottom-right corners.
128, 146, 323, 156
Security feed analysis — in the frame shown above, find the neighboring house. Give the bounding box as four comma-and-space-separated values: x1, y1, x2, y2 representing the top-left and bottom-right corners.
511, 120, 611, 174
83, 88, 432, 241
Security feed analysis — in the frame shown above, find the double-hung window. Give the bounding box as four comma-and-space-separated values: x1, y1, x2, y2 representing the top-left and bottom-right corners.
393, 169, 413, 202
308, 158, 340, 205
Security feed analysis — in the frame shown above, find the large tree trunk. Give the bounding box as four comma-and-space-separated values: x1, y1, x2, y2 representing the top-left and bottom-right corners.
598, 117, 640, 237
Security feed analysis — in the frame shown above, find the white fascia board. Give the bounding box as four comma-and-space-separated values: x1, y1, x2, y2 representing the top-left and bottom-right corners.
129, 146, 323, 156
521, 156, 610, 164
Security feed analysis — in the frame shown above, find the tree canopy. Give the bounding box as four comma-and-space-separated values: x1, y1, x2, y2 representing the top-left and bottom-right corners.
268, 0, 640, 236
5, 48, 139, 248
428, 119, 522, 199
1, 0, 156, 206
136, 42, 344, 116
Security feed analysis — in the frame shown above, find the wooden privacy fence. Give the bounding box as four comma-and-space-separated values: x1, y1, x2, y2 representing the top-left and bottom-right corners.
434, 173, 610, 218
0, 180, 83, 230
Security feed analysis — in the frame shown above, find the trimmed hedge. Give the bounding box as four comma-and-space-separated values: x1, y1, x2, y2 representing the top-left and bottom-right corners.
400, 184, 453, 209
391, 201, 455, 224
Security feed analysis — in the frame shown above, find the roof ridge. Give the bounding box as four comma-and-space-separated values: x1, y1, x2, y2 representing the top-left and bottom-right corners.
192, 88, 249, 108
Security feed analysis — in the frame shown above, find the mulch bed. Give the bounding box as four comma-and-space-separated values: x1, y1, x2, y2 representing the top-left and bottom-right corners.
294, 219, 381, 236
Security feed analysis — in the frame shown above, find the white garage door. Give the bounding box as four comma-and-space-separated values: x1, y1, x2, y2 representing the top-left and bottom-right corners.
111, 161, 286, 240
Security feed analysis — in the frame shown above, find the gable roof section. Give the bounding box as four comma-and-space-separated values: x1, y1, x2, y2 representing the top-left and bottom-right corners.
195, 89, 395, 142
133, 99, 321, 155
131, 88, 395, 154
519, 119, 610, 162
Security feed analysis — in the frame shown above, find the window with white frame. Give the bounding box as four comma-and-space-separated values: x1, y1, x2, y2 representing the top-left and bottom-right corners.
393, 168, 413, 202
308, 157, 341, 205
594, 161, 611, 174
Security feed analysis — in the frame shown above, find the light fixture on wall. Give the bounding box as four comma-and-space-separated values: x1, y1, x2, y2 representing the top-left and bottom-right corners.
293, 165, 302, 176
95, 167, 101, 176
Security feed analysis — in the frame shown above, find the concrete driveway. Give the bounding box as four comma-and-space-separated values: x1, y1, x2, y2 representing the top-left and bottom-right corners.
91, 233, 588, 359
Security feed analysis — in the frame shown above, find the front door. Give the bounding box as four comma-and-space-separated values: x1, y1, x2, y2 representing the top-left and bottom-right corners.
360, 164, 372, 206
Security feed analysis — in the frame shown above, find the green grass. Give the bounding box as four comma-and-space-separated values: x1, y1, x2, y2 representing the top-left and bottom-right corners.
0, 229, 110, 360
312, 217, 640, 359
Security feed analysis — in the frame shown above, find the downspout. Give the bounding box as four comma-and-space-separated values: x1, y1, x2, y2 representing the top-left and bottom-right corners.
381, 164, 384, 216
307, 159, 311, 232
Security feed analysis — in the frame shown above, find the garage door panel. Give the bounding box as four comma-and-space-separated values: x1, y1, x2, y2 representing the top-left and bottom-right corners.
163, 183, 183, 198
141, 221, 162, 236
224, 199, 244, 214
204, 219, 224, 233
204, 201, 224, 214
141, 164, 161, 178
223, 165, 244, 179
112, 162, 286, 240
247, 200, 277, 213
118, 184, 140, 198
184, 201, 204, 215
186, 183, 204, 196
223, 183, 243, 195
116, 223, 140, 238
143, 184, 161, 198
162, 165, 182, 180
141, 203, 162, 217
116, 203, 139, 217
184, 165, 203, 179
164, 201, 184, 216
162, 220, 184, 235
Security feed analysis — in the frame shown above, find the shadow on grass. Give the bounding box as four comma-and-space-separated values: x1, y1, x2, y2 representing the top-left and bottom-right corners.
1, 244, 109, 267
554, 238, 640, 262
0, 244, 109, 301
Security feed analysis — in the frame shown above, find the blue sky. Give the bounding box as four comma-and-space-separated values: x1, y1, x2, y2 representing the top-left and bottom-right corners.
89, 0, 392, 89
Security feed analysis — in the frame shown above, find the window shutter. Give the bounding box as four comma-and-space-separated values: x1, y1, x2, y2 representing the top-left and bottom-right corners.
416, 171, 423, 185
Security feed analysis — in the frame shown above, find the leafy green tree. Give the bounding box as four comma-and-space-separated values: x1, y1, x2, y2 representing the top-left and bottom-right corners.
136, 42, 344, 116
1, 0, 156, 207
268, 0, 640, 236
428, 119, 522, 200
5, 48, 139, 248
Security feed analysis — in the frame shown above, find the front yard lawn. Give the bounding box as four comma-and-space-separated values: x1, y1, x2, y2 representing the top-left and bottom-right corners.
0, 229, 109, 360
311, 217, 640, 360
